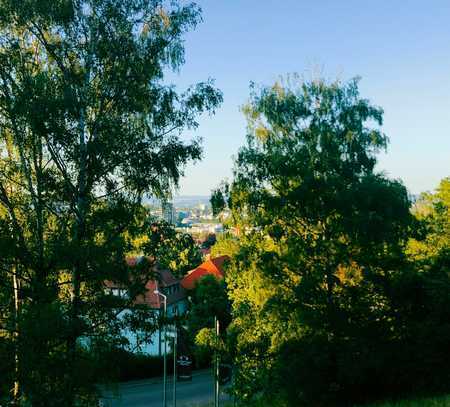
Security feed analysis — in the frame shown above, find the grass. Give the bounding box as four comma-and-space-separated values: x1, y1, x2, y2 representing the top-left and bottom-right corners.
195, 394, 450, 407
363, 394, 450, 407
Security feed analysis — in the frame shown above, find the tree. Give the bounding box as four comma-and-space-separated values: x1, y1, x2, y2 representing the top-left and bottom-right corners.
210, 233, 240, 258
0, 1, 221, 404
186, 275, 231, 365
201, 232, 216, 249
388, 177, 450, 398
407, 177, 450, 265
214, 77, 411, 404
135, 219, 202, 278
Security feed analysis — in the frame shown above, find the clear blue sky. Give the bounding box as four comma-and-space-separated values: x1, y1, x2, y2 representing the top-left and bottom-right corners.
170, 0, 450, 197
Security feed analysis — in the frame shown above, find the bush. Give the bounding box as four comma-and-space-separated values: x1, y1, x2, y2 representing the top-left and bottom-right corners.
0, 338, 13, 403
105, 348, 175, 382
270, 266, 450, 406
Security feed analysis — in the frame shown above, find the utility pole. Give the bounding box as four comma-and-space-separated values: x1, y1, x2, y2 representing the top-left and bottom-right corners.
154, 290, 167, 407
173, 312, 177, 407
214, 316, 220, 407
164, 306, 167, 407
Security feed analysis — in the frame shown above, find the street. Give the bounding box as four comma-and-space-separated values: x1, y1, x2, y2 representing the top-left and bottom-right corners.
101, 370, 231, 407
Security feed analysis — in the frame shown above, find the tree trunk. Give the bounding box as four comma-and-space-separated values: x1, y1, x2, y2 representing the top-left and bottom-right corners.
12, 265, 20, 405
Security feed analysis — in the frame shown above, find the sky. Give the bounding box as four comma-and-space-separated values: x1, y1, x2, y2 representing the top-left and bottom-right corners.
170, 0, 450, 197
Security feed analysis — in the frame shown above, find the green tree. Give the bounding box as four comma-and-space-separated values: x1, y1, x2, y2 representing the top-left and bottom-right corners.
214, 77, 411, 405
210, 233, 240, 258
384, 178, 450, 401
186, 275, 231, 365
200, 232, 215, 249
0, 1, 221, 405
137, 219, 202, 278
407, 177, 450, 264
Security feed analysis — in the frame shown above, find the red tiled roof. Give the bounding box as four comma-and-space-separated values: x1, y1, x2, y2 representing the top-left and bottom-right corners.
105, 256, 186, 308
210, 255, 229, 272
181, 255, 229, 290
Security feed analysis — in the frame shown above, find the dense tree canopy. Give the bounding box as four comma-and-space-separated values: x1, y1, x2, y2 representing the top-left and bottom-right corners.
0, 1, 447, 405
133, 218, 202, 278
0, 1, 221, 405
186, 274, 231, 366
210, 233, 240, 259
213, 78, 418, 405
407, 177, 450, 265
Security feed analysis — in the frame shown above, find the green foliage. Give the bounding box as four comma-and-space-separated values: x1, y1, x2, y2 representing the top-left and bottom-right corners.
211, 182, 230, 217
219, 77, 421, 405
102, 348, 170, 382
194, 326, 225, 364
363, 395, 450, 407
0, 335, 13, 401
195, 327, 217, 348
186, 275, 231, 365
210, 233, 240, 258
201, 233, 217, 250
0, 0, 221, 404
407, 177, 450, 264
218, 394, 450, 407
188, 275, 231, 334
135, 218, 202, 278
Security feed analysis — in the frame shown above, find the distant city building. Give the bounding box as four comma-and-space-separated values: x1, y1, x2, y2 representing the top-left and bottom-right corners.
162, 201, 176, 224
189, 223, 223, 234
150, 208, 162, 218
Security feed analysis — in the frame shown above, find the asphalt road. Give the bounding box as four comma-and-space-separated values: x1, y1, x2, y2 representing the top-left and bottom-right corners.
101, 370, 230, 407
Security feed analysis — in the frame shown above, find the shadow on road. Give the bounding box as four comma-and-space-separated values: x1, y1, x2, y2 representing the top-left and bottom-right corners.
101, 369, 231, 407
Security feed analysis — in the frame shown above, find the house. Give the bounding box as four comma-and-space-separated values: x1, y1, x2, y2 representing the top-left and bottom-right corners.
180, 255, 229, 290
104, 255, 229, 355
105, 256, 188, 355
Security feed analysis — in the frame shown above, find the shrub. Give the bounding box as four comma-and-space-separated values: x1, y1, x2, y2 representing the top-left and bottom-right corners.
104, 348, 174, 382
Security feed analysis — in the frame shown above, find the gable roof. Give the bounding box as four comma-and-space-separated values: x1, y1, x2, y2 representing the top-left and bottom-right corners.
181, 255, 229, 290
132, 278, 185, 308
105, 256, 185, 308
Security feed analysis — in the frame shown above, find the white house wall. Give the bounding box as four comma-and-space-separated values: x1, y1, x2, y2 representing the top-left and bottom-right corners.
121, 299, 188, 356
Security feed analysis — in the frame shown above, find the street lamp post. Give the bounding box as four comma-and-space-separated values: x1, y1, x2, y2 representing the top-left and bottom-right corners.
154, 290, 167, 407
214, 316, 220, 407
173, 319, 177, 407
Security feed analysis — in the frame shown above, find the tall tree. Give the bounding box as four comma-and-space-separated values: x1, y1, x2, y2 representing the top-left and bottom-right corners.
213, 77, 411, 404
0, 1, 221, 405
187, 274, 231, 366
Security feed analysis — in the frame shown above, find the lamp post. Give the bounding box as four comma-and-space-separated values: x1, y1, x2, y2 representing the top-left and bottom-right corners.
154, 289, 167, 407
214, 316, 220, 407
173, 312, 177, 407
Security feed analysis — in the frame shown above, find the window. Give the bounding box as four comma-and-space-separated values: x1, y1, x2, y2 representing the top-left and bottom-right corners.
110, 288, 127, 298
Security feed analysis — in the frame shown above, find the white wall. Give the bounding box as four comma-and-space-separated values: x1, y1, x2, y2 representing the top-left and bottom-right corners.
121, 299, 188, 356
